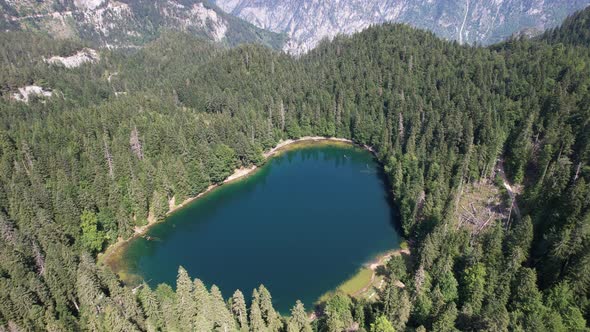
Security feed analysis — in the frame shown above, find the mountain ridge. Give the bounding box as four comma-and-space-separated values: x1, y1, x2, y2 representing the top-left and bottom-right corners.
0, 0, 285, 49
214, 0, 590, 53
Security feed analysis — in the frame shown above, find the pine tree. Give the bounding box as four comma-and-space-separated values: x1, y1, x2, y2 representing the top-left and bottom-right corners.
250, 289, 265, 332
383, 281, 410, 331
258, 285, 282, 331
287, 300, 312, 332
370, 315, 395, 332
137, 285, 163, 332
231, 290, 248, 331
175, 267, 196, 331
324, 294, 353, 332
210, 285, 236, 332
79, 210, 105, 253
193, 278, 214, 331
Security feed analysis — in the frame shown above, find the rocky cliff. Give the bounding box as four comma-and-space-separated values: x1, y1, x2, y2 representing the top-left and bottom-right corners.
214, 0, 590, 53
0, 0, 285, 49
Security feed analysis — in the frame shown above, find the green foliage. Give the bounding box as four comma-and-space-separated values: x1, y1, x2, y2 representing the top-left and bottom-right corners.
370, 315, 395, 332
231, 290, 248, 331
209, 144, 238, 184
1, 6, 590, 331
250, 289, 265, 332
79, 210, 106, 253
383, 281, 410, 331
460, 263, 486, 315
386, 255, 407, 283
257, 285, 283, 331
545, 282, 587, 331
323, 293, 354, 332
287, 300, 312, 332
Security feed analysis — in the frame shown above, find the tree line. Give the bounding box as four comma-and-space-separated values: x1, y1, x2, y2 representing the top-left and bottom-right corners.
0, 6, 589, 331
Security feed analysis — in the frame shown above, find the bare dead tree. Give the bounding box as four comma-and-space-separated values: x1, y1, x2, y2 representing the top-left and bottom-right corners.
398, 112, 404, 143
574, 162, 582, 182
20, 142, 34, 176
0, 215, 17, 246
129, 126, 144, 160
32, 241, 45, 276
414, 264, 426, 294
103, 132, 114, 179
279, 100, 285, 131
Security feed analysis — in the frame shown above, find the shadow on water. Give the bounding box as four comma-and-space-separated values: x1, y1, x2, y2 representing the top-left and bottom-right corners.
372, 154, 404, 237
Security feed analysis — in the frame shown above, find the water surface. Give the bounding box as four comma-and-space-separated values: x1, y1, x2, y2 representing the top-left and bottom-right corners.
116, 142, 401, 312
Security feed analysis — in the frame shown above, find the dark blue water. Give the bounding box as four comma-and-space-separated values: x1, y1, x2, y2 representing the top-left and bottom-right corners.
116, 143, 400, 312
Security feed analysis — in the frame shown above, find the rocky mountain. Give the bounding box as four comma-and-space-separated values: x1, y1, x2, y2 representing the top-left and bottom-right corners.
0, 0, 285, 49
214, 0, 590, 53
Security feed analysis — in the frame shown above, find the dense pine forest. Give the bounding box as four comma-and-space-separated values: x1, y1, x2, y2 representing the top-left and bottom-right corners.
0, 6, 589, 332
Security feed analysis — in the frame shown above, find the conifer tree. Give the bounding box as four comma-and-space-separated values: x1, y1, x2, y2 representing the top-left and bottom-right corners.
370, 315, 395, 332
138, 285, 163, 332
193, 278, 214, 331
250, 289, 266, 332
383, 282, 410, 331
324, 294, 353, 332
210, 285, 236, 332
175, 267, 197, 331
287, 300, 312, 332
231, 290, 249, 331
258, 285, 282, 331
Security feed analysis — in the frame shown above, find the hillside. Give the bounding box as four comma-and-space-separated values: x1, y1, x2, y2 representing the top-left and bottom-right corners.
0, 0, 285, 49
0, 6, 589, 332
543, 6, 590, 46
214, 0, 590, 53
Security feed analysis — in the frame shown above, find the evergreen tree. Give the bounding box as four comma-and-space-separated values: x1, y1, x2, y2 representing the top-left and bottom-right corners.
193, 279, 214, 331
79, 210, 105, 253
175, 267, 196, 331
210, 285, 236, 332
370, 316, 395, 332
383, 282, 410, 331
231, 290, 249, 331
287, 300, 312, 332
258, 285, 282, 331
324, 294, 353, 332
250, 289, 265, 332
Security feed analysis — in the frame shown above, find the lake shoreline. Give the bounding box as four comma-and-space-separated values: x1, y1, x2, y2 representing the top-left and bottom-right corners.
99, 136, 377, 267
309, 246, 410, 320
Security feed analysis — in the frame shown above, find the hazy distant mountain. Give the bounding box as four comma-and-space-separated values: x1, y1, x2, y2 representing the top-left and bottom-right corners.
0, 0, 285, 49
214, 0, 590, 53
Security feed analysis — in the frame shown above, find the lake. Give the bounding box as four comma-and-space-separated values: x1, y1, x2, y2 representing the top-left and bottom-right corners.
110, 141, 401, 313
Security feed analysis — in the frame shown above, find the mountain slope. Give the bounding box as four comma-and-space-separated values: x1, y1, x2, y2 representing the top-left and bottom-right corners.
0, 7, 590, 332
543, 6, 590, 46
214, 0, 590, 53
0, 0, 285, 49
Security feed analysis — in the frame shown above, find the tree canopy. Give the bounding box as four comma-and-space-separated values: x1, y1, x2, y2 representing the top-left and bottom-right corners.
0, 6, 590, 331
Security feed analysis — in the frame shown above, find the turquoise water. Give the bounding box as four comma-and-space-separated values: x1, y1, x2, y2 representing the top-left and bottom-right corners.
116, 142, 401, 313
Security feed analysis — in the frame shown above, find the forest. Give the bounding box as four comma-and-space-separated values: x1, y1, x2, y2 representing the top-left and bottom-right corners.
0, 5, 589, 332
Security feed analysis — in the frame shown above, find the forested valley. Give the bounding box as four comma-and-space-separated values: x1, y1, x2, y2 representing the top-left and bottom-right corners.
0, 6, 589, 332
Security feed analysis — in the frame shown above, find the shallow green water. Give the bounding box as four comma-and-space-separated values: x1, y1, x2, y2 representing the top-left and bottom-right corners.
116, 142, 401, 312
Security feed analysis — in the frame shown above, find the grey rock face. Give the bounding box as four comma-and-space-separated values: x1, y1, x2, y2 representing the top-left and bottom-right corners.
0, 0, 284, 49
215, 0, 590, 53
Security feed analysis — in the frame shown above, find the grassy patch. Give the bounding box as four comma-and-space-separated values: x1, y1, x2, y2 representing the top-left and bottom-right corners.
339, 268, 373, 295
317, 267, 373, 304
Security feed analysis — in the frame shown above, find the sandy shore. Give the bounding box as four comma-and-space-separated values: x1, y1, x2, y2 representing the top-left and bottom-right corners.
100, 136, 376, 265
